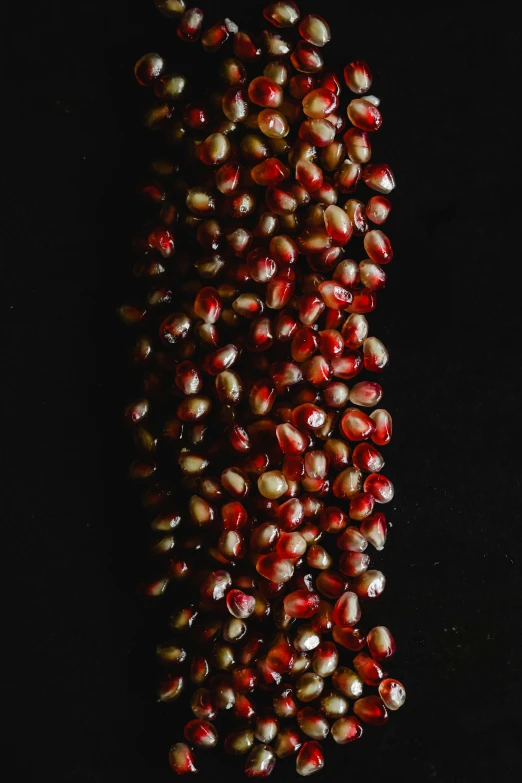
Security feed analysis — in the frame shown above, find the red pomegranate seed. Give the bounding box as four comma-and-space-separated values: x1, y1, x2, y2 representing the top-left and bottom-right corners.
332, 591, 361, 627
134, 52, 165, 86
331, 716, 363, 745
297, 706, 329, 740
273, 726, 302, 758
353, 652, 387, 685
256, 553, 294, 583
194, 286, 222, 323
273, 687, 298, 719
251, 158, 290, 187
299, 118, 336, 147
344, 199, 368, 235
360, 511, 387, 549
353, 568, 386, 599
258, 108, 290, 138
290, 73, 316, 99
296, 740, 325, 776
184, 719, 218, 748
168, 742, 198, 775
362, 163, 396, 194
352, 443, 385, 473
315, 571, 349, 600
296, 672, 324, 703
277, 532, 307, 558
244, 744, 277, 777
262, 30, 292, 58
234, 31, 262, 61
299, 14, 331, 47
343, 127, 372, 164
225, 728, 256, 756
284, 589, 320, 619
344, 60, 372, 94
296, 159, 324, 191
291, 41, 324, 74
227, 589, 256, 619
255, 712, 279, 743
364, 472, 394, 503
302, 88, 338, 119
264, 1, 300, 28
311, 641, 338, 677
249, 76, 284, 108
359, 260, 387, 290
353, 695, 388, 726
349, 493, 375, 523
366, 195, 392, 224
319, 505, 346, 534
340, 408, 376, 441
307, 544, 332, 570
378, 678, 406, 710
291, 326, 319, 362
323, 205, 353, 244
364, 229, 393, 264
347, 98, 382, 132
367, 626, 396, 661
177, 7, 204, 41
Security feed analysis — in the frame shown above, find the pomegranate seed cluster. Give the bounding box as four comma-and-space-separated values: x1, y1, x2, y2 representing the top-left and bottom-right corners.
123, 0, 405, 777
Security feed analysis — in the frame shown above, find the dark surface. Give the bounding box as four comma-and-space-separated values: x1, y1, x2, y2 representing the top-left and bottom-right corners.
2, 1, 521, 781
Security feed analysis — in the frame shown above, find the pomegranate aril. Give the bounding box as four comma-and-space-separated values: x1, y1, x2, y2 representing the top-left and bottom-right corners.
277, 532, 307, 559
379, 678, 406, 710
273, 726, 302, 757
244, 744, 277, 778
296, 741, 325, 776
169, 742, 198, 775
293, 625, 321, 653
296, 672, 325, 703
343, 127, 372, 164
367, 626, 396, 661
134, 52, 165, 86
319, 690, 348, 719
364, 473, 394, 503
360, 511, 387, 549
332, 666, 364, 699
353, 695, 388, 726
324, 205, 353, 244
364, 229, 393, 264
177, 7, 204, 41
347, 98, 382, 132
332, 625, 367, 652
234, 31, 262, 61
344, 60, 372, 94
366, 195, 392, 224
251, 158, 290, 186
263, 1, 300, 28
299, 118, 336, 147
296, 159, 324, 191
362, 163, 396, 194
255, 712, 280, 743
297, 707, 329, 740
264, 61, 289, 85
352, 568, 386, 599
257, 553, 294, 583
316, 570, 349, 600
331, 716, 363, 744
353, 652, 387, 686
225, 728, 256, 756
249, 77, 284, 108
291, 41, 324, 74
332, 591, 361, 627
303, 88, 338, 119
299, 14, 331, 47
352, 442, 385, 473
284, 589, 320, 619
258, 109, 290, 139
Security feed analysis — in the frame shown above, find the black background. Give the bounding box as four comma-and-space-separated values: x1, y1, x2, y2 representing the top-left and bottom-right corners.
2, 1, 521, 781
